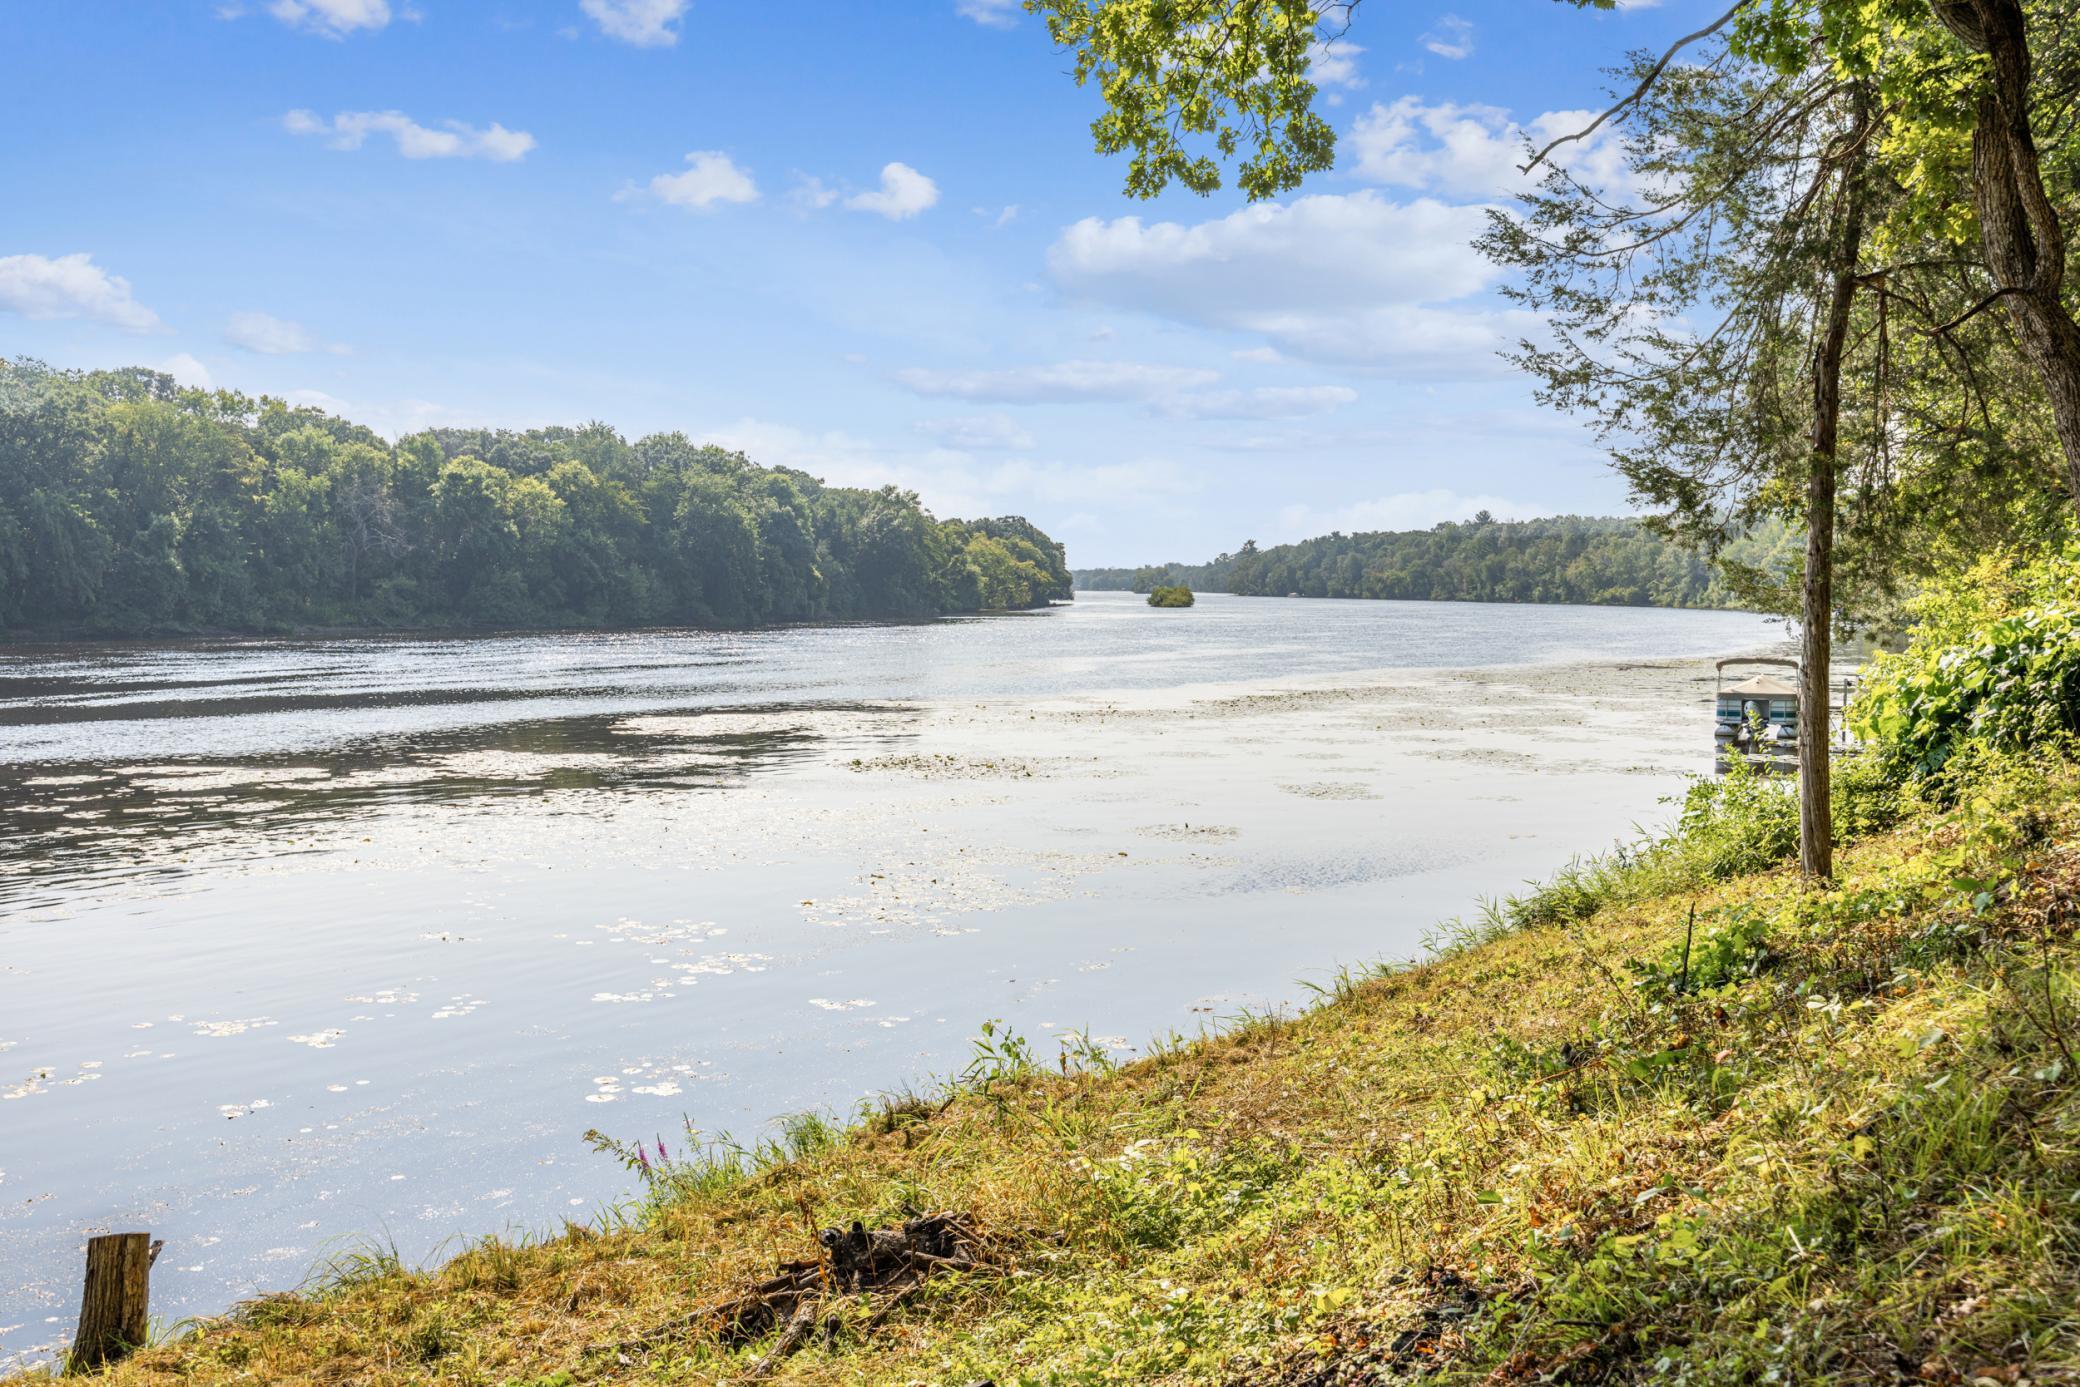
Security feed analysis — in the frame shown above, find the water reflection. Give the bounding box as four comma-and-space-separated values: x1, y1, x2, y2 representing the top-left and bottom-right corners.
0, 703, 920, 905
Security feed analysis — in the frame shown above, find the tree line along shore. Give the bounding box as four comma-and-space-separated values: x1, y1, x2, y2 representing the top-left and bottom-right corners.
0, 359, 1072, 640
1075, 515, 1803, 612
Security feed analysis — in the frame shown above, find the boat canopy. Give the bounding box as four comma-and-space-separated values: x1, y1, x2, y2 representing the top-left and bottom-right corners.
1721, 674, 1799, 699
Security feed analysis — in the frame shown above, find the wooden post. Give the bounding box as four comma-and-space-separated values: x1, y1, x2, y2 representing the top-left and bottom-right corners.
1677, 900, 1697, 995
68, 1232, 160, 1374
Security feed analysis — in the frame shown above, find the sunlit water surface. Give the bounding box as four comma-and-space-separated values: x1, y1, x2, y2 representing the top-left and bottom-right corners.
0, 593, 1781, 1363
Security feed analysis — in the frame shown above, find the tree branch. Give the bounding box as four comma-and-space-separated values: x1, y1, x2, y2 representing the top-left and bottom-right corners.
1523, 0, 1756, 174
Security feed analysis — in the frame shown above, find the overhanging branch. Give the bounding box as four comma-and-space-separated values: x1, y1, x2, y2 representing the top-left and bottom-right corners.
1523, 0, 1756, 174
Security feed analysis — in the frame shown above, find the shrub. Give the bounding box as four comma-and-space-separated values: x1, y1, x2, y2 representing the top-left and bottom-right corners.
1852, 542, 2080, 781
1146, 584, 1195, 608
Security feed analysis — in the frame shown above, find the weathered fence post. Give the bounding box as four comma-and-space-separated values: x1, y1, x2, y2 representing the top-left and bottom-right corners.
67, 1232, 160, 1374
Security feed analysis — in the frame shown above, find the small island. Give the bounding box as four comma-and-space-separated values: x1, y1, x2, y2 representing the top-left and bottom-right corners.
1146, 584, 1195, 608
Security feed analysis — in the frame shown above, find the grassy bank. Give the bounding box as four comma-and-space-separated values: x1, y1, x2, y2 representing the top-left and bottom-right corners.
18, 741, 2080, 1384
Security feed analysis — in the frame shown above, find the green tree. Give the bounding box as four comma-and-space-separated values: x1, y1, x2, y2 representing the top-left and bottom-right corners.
1076, 517, 1763, 608
0, 359, 1068, 638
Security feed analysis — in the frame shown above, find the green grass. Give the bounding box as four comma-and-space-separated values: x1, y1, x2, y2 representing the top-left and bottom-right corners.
20, 751, 2080, 1385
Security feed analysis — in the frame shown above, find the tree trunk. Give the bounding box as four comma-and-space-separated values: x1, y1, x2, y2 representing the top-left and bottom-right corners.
69, 1233, 158, 1374
1801, 89, 1871, 884
1801, 423, 1838, 882
1932, 0, 2080, 514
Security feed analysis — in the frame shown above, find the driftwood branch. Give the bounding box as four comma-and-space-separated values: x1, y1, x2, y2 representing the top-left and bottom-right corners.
743, 1300, 823, 1384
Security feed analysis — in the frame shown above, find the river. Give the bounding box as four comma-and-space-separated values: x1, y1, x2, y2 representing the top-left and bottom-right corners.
0, 592, 1780, 1364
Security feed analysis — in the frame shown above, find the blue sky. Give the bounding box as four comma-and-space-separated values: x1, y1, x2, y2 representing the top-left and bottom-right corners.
2, 0, 1702, 567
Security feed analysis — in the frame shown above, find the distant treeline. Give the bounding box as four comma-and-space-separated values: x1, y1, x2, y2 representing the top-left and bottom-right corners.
0, 360, 1071, 637
1075, 515, 1795, 609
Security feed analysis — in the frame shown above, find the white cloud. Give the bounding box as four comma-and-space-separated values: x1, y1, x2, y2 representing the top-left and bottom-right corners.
276, 389, 489, 440
1231, 346, 1283, 364
699, 417, 998, 518
1260, 303, 1542, 374
913, 413, 1036, 450
1274, 488, 1541, 540
286, 388, 354, 414
283, 109, 536, 161
1348, 98, 1516, 197
0, 252, 165, 333
1160, 385, 1357, 420
985, 457, 1201, 504
224, 310, 336, 355
580, 0, 687, 46
1051, 193, 1492, 319
710, 416, 1205, 524
1346, 97, 1623, 200
1202, 402, 1600, 457
1420, 15, 1474, 60
1031, 103, 1627, 375
846, 162, 939, 220
158, 354, 215, 390
635, 151, 759, 210
791, 174, 840, 210
704, 419, 912, 481
1308, 37, 1364, 88
896, 359, 1220, 404
267, 0, 391, 37
1046, 192, 1524, 370
956, 0, 1019, 27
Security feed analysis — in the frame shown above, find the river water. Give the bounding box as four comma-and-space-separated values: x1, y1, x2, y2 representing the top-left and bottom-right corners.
0, 592, 1780, 1364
